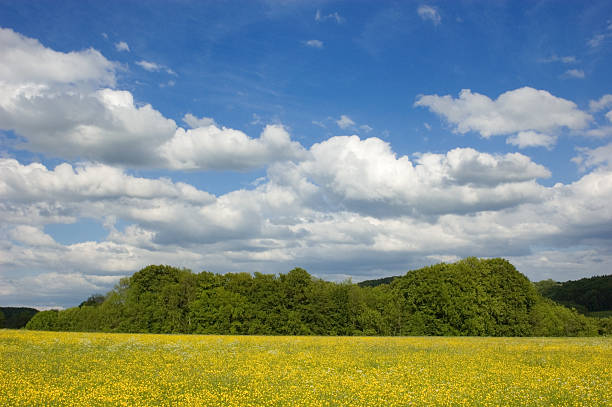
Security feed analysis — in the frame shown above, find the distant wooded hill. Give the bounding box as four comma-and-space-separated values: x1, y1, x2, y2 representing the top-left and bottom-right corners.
534, 275, 612, 316
24, 258, 612, 336
0, 307, 39, 329
357, 276, 397, 287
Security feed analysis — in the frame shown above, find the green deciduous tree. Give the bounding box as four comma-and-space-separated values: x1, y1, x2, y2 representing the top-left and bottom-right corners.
24, 259, 607, 337
26, 310, 60, 331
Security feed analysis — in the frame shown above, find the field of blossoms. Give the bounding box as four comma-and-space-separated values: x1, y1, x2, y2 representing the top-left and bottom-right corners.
1, 330, 610, 406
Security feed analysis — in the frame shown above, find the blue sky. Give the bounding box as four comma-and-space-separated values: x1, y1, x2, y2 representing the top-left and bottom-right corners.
1, 0, 612, 308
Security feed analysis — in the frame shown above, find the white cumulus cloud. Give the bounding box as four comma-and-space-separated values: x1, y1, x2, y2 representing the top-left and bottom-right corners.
159, 124, 307, 171
415, 87, 592, 138
0, 29, 303, 171
278, 136, 550, 217
0, 158, 215, 204
0, 27, 115, 87
1, 87, 177, 165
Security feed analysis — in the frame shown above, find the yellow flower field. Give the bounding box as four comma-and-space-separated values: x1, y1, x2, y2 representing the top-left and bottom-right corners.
0, 330, 610, 406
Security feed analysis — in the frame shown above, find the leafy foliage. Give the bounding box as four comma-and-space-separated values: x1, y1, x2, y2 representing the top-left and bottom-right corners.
391, 258, 538, 336
24, 310, 59, 331
25, 259, 608, 336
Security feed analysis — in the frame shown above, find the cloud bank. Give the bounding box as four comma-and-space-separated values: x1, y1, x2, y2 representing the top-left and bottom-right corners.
2, 27, 612, 308
4, 131, 612, 306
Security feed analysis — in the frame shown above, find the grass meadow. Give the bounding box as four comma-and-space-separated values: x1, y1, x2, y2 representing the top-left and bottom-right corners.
1, 329, 610, 406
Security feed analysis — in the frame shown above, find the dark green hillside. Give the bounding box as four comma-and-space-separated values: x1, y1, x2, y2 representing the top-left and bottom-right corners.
26, 258, 607, 336
535, 275, 612, 315
357, 276, 397, 287
0, 307, 39, 329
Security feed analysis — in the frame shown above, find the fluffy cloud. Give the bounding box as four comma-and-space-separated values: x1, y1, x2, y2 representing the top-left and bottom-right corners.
543, 170, 612, 239
283, 139, 612, 271
0, 29, 302, 171
0, 158, 214, 220
1, 138, 551, 238
0, 29, 175, 165
0, 28, 116, 87
0, 157, 298, 247
415, 87, 592, 138
417, 5, 441, 26
506, 131, 557, 149
272, 136, 550, 218
1, 88, 177, 165
159, 124, 307, 171
3, 84, 301, 168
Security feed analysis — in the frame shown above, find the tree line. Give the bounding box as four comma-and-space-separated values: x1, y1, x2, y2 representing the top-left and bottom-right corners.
25, 258, 612, 336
